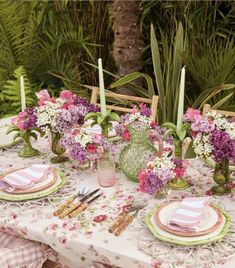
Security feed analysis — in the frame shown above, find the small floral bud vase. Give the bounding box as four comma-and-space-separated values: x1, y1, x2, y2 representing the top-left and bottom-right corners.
97, 151, 116, 187
211, 158, 231, 195
169, 141, 190, 190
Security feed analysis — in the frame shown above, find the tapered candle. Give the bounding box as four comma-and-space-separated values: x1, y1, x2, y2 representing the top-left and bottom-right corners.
176, 65, 186, 130
98, 58, 107, 117
20, 75, 26, 111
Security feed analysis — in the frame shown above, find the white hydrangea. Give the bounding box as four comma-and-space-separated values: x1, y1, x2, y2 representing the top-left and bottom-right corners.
193, 133, 213, 158
36, 101, 61, 130
74, 131, 92, 148
226, 122, 235, 139
150, 156, 175, 172
126, 112, 152, 125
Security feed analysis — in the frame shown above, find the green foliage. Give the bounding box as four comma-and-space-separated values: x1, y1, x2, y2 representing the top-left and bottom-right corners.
0, 0, 114, 117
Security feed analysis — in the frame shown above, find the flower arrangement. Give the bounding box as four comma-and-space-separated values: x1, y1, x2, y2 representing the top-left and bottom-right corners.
7, 108, 43, 157
36, 89, 99, 133
139, 156, 175, 195
183, 108, 235, 164
115, 103, 173, 147
61, 129, 113, 164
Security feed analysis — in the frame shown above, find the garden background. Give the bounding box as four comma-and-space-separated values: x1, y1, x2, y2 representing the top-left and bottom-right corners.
0, 0, 234, 124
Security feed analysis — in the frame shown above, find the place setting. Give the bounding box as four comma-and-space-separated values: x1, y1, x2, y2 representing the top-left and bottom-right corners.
144, 197, 231, 247
0, 164, 66, 201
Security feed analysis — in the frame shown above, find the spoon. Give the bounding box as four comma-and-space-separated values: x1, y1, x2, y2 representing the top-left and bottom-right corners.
78, 186, 89, 196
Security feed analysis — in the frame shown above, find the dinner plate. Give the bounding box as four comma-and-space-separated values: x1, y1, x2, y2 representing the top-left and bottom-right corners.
0, 170, 65, 201
155, 201, 223, 237
145, 202, 230, 246
1, 168, 58, 194
0, 117, 21, 148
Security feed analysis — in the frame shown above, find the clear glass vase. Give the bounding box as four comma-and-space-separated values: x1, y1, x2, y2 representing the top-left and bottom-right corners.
211, 158, 231, 195
97, 151, 116, 187
119, 123, 160, 182
49, 131, 68, 163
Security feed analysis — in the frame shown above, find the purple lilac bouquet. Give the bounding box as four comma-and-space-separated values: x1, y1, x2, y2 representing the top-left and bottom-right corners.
139, 156, 175, 195
36, 89, 99, 133
60, 129, 114, 164
183, 108, 235, 164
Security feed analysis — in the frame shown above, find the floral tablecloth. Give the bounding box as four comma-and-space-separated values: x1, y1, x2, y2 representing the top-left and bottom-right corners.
0, 138, 235, 268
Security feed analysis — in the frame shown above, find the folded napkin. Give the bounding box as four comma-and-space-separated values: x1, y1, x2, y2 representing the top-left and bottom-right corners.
168, 197, 211, 232
0, 164, 52, 192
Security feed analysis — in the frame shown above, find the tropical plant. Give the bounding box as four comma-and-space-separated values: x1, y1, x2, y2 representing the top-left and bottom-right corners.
182, 38, 235, 111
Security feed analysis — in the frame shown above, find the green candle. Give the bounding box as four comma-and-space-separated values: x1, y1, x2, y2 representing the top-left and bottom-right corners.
98, 58, 107, 117
176, 66, 186, 130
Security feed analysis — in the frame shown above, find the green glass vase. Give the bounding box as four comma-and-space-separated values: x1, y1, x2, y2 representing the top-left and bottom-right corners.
211, 158, 231, 195
49, 131, 68, 163
119, 123, 162, 182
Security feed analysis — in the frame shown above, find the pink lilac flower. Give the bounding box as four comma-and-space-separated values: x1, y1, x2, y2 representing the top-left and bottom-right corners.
12, 108, 37, 130
183, 108, 202, 123
191, 118, 215, 133
36, 89, 54, 106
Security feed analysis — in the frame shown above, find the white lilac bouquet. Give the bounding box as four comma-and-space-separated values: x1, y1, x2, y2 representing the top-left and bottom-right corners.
139, 156, 175, 195
183, 108, 235, 164
60, 129, 114, 164
36, 89, 99, 133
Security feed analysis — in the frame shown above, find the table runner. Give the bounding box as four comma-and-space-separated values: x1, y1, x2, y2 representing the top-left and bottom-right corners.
0, 138, 235, 268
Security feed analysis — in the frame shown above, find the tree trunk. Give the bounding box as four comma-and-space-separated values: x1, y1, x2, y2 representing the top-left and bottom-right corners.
112, 0, 143, 95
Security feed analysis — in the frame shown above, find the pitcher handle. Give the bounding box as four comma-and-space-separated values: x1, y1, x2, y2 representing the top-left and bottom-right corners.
153, 131, 164, 158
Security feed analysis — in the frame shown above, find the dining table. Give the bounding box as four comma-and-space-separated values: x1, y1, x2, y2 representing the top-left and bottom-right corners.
0, 137, 235, 268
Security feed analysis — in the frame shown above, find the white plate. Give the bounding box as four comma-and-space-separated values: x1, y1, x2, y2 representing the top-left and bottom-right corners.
145, 203, 231, 246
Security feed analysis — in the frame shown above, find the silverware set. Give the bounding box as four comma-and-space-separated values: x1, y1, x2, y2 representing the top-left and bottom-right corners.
53, 188, 102, 219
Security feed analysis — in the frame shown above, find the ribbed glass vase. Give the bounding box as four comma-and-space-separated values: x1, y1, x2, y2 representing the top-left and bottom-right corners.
119, 123, 157, 182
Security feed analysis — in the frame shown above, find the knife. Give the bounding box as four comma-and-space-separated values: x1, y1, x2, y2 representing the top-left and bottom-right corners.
68, 193, 103, 218
58, 188, 100, 219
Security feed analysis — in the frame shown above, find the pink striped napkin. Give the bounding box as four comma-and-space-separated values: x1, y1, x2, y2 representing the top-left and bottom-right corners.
0, 164, 52, 192
168, 197, 211, 232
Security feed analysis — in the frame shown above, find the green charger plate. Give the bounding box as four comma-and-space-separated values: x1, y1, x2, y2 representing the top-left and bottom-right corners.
145, 203, 231, 246
0, 170, 66, 201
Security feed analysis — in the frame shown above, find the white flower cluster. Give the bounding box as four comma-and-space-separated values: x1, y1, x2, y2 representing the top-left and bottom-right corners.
36, 101, 62, 130
193, 133, 213, 158
207, 111, 235, 138
125, 112, 151, 125
74, 131, 92, 148
149, 156, 175, 172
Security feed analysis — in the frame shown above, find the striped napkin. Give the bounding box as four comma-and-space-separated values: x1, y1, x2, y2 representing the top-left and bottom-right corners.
0, 164, 52, 192
168, 197, 211, 232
